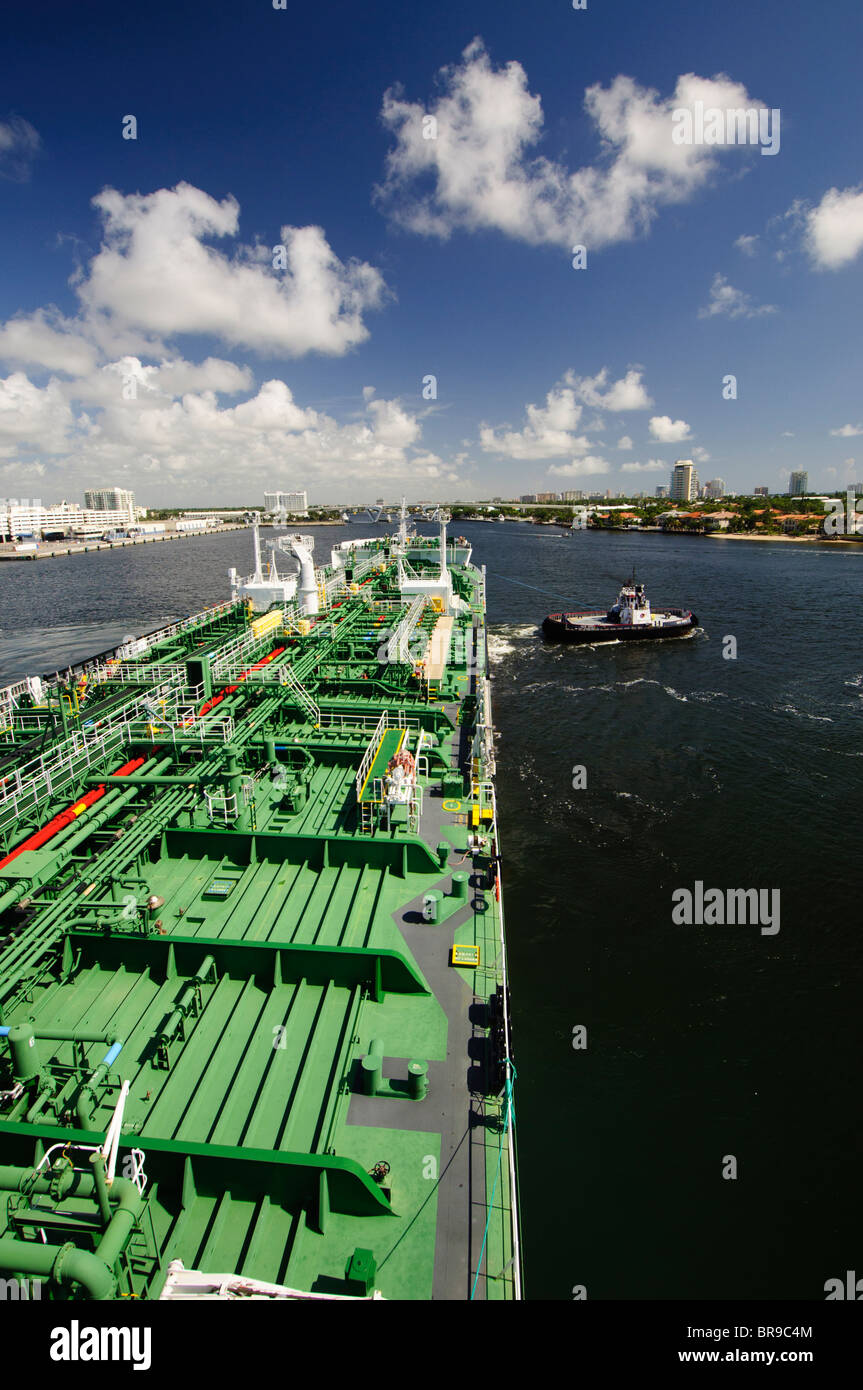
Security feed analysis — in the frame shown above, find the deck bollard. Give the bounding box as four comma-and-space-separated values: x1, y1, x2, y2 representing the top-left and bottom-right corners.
361, 1039, 384, 1095
408, 1061, 428, 1100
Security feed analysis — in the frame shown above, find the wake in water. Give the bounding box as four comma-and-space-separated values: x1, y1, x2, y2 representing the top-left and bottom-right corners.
487, 623, 541, 663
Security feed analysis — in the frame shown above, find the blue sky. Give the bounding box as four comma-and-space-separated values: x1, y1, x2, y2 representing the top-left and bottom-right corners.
1, 0, 862, 504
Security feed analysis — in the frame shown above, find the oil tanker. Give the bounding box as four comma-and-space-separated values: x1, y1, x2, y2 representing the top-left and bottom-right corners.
0, 508, 521, 1301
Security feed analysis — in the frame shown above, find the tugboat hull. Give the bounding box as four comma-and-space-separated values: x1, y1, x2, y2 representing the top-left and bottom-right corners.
543, 610, 698, 643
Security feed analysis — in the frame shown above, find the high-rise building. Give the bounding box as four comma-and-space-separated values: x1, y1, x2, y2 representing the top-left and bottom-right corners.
705, 478, 725, 499
789, 471, 808, 496
670, 461, 695, 502
754, 486, 769, 497
264, 490, 308, 516
655, 485, 669, 499
84, 488, 135, 522
561, 490, 584, 502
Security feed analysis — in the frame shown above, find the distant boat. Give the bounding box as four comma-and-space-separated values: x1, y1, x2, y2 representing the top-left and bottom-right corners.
543, 580, 697, 643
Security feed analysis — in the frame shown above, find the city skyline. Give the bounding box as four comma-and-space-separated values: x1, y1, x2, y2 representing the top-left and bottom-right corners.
1, 1, 862, 504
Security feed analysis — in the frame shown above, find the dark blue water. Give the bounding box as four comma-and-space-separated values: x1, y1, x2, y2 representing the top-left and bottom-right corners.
1, 523, 861, 1299
487, 526, 863, 1301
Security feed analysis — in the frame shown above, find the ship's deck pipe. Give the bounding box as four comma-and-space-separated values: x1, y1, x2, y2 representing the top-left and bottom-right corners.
0, 1168, 143, 1299
76, 1041, 124, 1131
0, 756, 147, 871
0, 685, 296, 998
83, 773, 204, 786
0, 762, 165, 920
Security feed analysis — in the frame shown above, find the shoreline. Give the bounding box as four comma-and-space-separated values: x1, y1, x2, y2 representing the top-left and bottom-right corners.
705, 532, 859, 546
0, 522, 246, 562
584, 526, 861, 548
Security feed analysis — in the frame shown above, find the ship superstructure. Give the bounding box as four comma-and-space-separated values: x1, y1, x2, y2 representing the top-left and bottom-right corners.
0, 513, 521, 1301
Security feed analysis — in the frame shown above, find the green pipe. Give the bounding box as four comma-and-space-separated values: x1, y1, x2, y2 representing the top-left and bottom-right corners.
25, 1079, 57, 1124
0, 1236, 114, 1300
34, 1028, 120, 1044
75, 1042, 124, 1131
0, 756, 173, 918
0, 758, 176, 977
0, 694, 289, 992
158, 954, 215, 1044
0, 1169, 143, 1299
90, 1152, 112, 1227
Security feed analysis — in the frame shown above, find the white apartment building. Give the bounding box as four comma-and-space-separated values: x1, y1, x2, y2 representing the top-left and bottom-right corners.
264, 490, 308, 516
670, 461, 697, 502
83, 488, 136, 522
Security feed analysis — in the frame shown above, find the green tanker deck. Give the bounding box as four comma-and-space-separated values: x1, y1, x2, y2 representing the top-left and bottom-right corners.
0, 518, 522, 1300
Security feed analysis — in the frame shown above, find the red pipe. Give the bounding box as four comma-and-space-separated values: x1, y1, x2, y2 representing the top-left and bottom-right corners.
0, 756, 147, 870
197, 645, 285, 718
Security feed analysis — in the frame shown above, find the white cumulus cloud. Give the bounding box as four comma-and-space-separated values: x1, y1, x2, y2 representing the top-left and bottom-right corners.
734, 234, 759, 256
566, 367, 652, 411
0, 373, 78, 457
549, 455, 611, 477
479, 384, 590, 459
377, 39, 771, 252
649, 415, 691, 442
621, 459, 666, 473
830, 423, 863, 437
698, 273, 776, 319
77, 183, 386, 356
804, 185, 863, 270
0, 182, 432, 499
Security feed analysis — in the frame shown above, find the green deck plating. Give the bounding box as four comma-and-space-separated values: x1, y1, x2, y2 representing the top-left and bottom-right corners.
0, 537, 521, 1300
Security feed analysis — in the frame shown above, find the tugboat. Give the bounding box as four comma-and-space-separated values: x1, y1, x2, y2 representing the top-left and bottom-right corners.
543, 579, 698, 643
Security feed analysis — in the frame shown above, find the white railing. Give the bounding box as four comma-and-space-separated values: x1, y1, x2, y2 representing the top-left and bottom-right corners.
0, 682, 176, 833
351, 555, 379, 583
318, 567, 347, 609
281, 602, 302, 634
354, 710, 387, 803
1, 709, 53, 736
397, 555, 421, 581
115, 599, 240, 659
0, 677, 33, 716
126, 713, 235, 746
318, 709, 420, 737
477, 774, 523, 1299
277, 664, 320, 723
91, 660, 185, 687
209, 630, 257, 676
204, 788, 239, 825
385, 595, 425, 665
210, 620, 286, 678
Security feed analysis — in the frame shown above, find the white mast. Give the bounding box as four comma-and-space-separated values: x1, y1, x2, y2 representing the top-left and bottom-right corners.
251, 512, 263, 583
438, 510, 449, 581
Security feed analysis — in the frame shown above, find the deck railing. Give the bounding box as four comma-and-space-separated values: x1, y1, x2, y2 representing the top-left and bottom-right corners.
354, 710, 388, 804
385, 594, 426, 665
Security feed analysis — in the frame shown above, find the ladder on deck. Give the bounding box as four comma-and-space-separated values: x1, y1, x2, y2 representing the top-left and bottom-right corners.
279, 664, 320, 723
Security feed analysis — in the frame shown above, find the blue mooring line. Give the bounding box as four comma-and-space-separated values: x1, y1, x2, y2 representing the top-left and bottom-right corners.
486, 572, 576, 606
